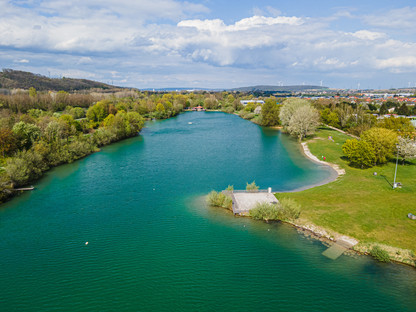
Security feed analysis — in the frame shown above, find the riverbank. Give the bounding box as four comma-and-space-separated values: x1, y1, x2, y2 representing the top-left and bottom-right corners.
278, 127, 416, 267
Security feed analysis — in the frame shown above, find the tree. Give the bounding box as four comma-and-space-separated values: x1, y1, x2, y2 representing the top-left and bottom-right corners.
279, 98, 320, 140
29, 87, 37, 98
397, 137, 416, 164
260, 99, 280, 126
342, 139, 376, 168
0, 128, 17, 157
279, 98, 310, 128
126, 112, 144, 133
336, 104, 353, 128
397, 103, 410, 116
286, 105, 320, 141
361, 127, 397, 164
155, 103, 165, 112
12, 121, 41, 150
86, 101, 109, 123
379, 103, 388, 115
378, 116, 415, 137
321, 108, 340, 128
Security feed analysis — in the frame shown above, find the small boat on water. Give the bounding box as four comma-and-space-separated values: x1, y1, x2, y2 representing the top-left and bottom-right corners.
188, 122, 193, 125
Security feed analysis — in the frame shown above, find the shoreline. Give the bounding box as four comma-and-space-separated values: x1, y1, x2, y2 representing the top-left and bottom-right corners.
277, 141, 342, 193
280, 139, 415, 268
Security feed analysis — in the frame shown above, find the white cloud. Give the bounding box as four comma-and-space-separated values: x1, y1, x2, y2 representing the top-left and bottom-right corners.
363, 7, 416, 30
376, 57, 416, 70
1, 1, 416, 89
14, 59, 30, 63
178, 15, 303, 32
350, 30, 386, 41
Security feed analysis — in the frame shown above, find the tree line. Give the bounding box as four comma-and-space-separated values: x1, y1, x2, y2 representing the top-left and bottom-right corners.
1, 88, 416, 203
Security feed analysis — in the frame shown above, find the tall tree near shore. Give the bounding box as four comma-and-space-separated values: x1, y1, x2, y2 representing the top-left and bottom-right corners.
260, 98, 280, 126
279, 98, 320, 141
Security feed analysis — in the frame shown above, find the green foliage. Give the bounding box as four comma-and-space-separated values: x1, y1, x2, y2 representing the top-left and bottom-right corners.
12, 121, 41, 149
86, 101, 109, 123
206, 191, 232, 210
370, 246, 391, 263
377, 117, 415, 137
397, 103, 410, 116
65, 106, 85, 119
222, 106, 235, 114
28, 87, 37, 97
249, 202, 280, 221
239, 110, 255, 120
342, 139, 376, 168
5, 150, 46, 186
279, 98, 310, 127
379, 103, 388, 115
249, 199, 301, 221
361, 127, 397, 164
279, 198, 301, 220
321, 108, 340, 128
0, 128, 17, 157
287, 105, 320, 141
260, 99, 280, 126
28, 109, 44, 118
246, 181, 259, 192
226, 185, 234, 191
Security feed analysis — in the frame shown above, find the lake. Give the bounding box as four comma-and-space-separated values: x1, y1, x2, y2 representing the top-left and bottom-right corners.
1, 112, 415, 311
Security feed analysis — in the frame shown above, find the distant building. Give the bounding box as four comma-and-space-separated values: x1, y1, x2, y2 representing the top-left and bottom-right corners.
240, 100, 265, 106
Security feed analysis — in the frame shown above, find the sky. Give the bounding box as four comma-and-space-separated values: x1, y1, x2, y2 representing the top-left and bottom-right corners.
1, 0, 416, 89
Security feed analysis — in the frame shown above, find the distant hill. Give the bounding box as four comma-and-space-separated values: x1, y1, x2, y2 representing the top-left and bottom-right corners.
230, 85, 328, 92
0, 69, 115, 92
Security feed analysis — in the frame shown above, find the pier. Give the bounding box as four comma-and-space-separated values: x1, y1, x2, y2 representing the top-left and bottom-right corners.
229, 189, 278, 215
13, 186, 35, 191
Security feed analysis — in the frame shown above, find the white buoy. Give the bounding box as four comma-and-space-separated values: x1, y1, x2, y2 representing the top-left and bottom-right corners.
85, 242, 88, 245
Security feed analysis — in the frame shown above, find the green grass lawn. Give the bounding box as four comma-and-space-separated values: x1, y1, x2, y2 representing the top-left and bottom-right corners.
278, 127, 416, 253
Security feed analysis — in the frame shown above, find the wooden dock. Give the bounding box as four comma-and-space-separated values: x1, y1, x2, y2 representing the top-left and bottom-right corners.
13, 186, 35, 191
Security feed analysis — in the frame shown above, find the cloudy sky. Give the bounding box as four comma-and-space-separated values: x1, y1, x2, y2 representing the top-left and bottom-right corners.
1, 0, 416, 89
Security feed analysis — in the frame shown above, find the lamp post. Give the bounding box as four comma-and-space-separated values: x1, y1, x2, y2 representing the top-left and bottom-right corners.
393, 143, 399, 189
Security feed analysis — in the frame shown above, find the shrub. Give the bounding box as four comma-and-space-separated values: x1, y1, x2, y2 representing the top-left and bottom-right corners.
279, 198, 301, 220
249, 199, 301, 221
226, 185, 234, 191
249, 202, 280, 221
246, 181, 259, 192
207, 191, 232, 210
370, 246, 391, 263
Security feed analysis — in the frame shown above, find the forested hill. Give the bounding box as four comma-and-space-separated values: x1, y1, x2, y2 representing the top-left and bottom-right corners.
230, 85, 328, 92
0, 69, 115, 91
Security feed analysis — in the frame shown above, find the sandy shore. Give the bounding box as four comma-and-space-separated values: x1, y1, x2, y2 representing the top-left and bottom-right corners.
279, 142, 344, 193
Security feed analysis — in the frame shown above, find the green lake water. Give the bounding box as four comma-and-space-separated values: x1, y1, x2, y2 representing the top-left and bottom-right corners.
1, 112, 415, 311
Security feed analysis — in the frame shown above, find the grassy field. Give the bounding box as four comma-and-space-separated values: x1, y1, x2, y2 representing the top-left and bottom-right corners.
278, 127, 416, 256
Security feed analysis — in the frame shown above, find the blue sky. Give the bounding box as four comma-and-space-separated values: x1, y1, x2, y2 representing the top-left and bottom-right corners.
1, 0, 416, 89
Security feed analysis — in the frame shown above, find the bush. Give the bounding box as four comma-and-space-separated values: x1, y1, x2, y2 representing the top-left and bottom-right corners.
207, 191, 232, 210
370, 246, 391, 263
226, 185, 234, 191
246, 181, 259, 192
249, 202, 280, 221
222, 106, 235, 114
249, 199, 301, 221
279, 198, 301, 220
